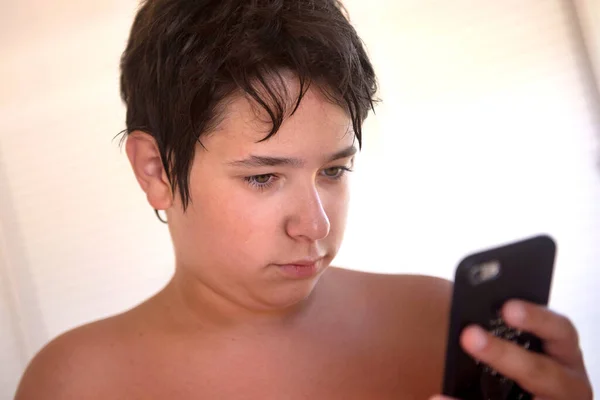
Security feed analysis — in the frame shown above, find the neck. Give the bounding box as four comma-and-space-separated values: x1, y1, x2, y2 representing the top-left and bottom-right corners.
157, 266, 326, 335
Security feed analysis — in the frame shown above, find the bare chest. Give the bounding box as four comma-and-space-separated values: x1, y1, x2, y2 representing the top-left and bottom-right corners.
110, 335, 438, 400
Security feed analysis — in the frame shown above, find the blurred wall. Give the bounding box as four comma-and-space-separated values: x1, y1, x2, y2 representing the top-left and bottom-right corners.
575, 0, 600, 81
1, 0, 599, 398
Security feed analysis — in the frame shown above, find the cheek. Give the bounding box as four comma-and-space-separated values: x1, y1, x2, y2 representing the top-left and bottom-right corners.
323, 186, 350, 236
192, 185, 279, 256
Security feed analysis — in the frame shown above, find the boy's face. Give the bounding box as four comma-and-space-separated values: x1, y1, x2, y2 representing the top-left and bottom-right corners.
129, 82, 356, 311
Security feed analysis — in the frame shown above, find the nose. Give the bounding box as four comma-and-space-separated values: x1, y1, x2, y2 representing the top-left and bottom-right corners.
285, 186, 331, 242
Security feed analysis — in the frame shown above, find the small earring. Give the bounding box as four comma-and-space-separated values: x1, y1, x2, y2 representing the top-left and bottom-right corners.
154, 209, 168, 224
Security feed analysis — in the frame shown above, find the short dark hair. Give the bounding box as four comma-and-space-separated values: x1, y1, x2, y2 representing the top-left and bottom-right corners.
120, 0, 378, 209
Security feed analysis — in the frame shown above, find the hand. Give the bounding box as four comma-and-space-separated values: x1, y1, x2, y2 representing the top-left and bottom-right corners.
430, 300, 593, 400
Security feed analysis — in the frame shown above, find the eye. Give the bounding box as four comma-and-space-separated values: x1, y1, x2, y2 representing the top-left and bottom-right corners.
244, 174, 277, 190
321, 166, 352, 179
252, 174, 272, 184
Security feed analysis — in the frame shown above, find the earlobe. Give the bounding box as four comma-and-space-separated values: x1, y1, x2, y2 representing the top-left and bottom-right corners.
125, 131, 173, 211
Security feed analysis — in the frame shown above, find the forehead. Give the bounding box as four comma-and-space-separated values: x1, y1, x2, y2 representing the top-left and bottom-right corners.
202, 84, 355, 159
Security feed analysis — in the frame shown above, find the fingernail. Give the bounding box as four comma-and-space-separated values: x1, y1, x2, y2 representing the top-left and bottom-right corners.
505, 301, 526, 324
469, 326, 488, 351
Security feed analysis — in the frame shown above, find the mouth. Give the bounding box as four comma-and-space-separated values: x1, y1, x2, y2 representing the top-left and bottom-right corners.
275, 257, 325, 279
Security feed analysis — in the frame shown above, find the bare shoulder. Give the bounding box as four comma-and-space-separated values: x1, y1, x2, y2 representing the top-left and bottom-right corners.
15, 308, 144, 400
327, 266, 453, 339
373, 272, 453, 337
327, 267, 453, 392
328, 266, 453, 321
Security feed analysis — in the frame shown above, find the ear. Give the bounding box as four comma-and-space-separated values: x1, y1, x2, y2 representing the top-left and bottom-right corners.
125, 131, 173, 211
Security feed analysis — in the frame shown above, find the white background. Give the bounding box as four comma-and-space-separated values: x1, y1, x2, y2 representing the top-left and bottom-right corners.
1, 0, 599, 398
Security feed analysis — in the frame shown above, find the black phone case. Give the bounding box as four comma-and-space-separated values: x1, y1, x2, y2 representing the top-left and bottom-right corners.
442, 235, 556, 400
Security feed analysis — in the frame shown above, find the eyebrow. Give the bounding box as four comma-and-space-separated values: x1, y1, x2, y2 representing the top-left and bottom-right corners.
227, 145, 357, 168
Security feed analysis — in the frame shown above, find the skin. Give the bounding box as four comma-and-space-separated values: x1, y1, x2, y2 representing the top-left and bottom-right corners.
15, 81, 592, 400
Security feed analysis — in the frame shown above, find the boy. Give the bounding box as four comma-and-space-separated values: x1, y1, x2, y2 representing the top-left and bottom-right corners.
16, 0, 592, 399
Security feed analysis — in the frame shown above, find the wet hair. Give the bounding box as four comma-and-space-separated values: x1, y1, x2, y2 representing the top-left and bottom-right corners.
120, 0, 378, 210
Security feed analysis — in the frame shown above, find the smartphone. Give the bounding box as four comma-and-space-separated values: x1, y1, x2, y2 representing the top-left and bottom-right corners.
442, 235, 556, 400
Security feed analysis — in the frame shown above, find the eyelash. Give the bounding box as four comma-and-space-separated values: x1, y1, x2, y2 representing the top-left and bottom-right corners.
244, 166, 353, 191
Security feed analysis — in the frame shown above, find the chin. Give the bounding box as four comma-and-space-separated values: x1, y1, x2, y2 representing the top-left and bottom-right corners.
259, 274, 323, 311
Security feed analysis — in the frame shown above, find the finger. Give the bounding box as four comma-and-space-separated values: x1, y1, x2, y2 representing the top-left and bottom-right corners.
429, 396, 458, 400
460, 326, 587, 399
502, 300, 584, 368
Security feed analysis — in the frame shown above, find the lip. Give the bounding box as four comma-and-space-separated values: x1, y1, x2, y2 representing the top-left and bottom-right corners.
275, 258, 324, 279
282, 258, 322, 266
